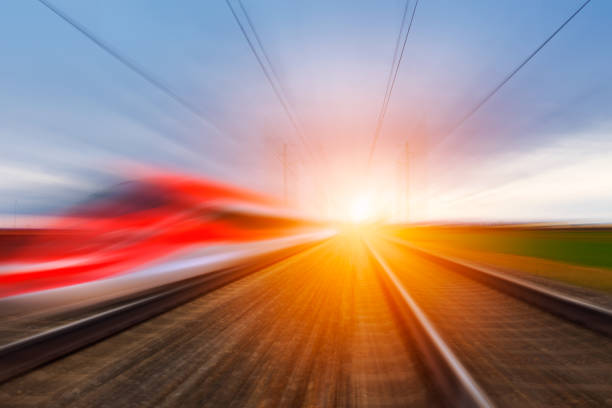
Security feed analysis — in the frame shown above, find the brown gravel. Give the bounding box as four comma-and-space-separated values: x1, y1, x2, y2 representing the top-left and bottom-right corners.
373, 237, 612, 408
0, 236, 438, 408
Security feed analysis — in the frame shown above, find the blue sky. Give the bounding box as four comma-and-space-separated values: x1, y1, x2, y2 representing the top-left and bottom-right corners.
0, 0, 610, 222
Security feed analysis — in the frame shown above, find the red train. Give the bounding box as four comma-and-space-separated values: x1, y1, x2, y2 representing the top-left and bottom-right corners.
0, 171, 314, 298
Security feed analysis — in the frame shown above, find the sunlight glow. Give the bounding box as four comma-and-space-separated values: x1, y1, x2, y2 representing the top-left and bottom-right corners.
349, 195, 372, 223
296, 159, 401, 223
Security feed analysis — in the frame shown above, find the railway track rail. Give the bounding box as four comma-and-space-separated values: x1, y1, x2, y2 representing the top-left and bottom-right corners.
369, 235, 612, 407
365, 240, 494, 408
0, 237, 444, 407
383, 235, 612, 337
0, 239, 324, 384
1, 235, 610, 407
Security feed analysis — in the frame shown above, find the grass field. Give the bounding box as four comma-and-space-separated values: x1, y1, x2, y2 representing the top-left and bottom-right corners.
387, 225, 612, 292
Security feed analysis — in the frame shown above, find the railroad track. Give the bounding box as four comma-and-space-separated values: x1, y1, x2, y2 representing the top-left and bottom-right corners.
367, 235, 612, 407
1, 235, 610, 407
383, 234, 612, 337
0, 239, 325, 384
1, 237, 445, 407
365, 240, 494, 408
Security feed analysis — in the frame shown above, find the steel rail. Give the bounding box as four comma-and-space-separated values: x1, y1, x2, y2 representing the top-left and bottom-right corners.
0, 239, 325, 383
384, 235, 612, 338
364, 239, 494, 408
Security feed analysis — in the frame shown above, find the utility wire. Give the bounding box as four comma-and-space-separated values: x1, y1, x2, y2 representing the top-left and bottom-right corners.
237, 0, 328, 165
36, 0, 226, 138
225, 0, 314, 158
424, 0, 593, 207
236, 0, 318, 161
227, 0, 332, 209
431, 0, 592, 153
367, 0, 419, 167
237, 0, 284, 96
227, 0, 328, 207
429, 0, 591, 214
367, 0, 410, 168
375, 1, 410, 146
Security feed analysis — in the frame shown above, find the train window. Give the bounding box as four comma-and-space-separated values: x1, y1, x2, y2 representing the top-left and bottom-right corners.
69, 181, 171, 217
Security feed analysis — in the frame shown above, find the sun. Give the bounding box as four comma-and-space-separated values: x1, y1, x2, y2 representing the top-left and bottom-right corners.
349, 194, 373, 223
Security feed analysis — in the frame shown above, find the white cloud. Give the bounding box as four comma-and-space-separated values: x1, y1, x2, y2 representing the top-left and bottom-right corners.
428, 134, 612, 221
0, 163, 90, 190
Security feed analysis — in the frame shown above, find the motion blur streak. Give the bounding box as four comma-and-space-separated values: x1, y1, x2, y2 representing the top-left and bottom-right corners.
0, 170, 321, 298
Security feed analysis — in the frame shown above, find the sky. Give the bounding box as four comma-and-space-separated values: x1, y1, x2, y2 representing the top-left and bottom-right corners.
0, 0, 611, 223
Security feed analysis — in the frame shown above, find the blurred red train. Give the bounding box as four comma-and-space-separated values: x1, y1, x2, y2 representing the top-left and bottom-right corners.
0, 172, 314, 298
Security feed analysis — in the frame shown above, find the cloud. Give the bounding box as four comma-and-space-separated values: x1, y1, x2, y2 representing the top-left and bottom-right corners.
429, 134, 612, 221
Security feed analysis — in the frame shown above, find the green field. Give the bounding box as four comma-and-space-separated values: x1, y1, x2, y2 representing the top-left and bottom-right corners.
391, 226, 612, 269
387, 225, 612, 292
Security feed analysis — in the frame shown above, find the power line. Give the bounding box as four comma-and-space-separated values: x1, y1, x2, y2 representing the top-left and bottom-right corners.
367, 0, 420, 167
36, 0, 226, 138
237, 0, 284, 95
237, 0, 324, 162
379, 0, 410, 128
431, 0, 592, 153
226, 0, 332, 208
367, 0, 411, 167
225, 0, 313, 158
423, 0, 594, 209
